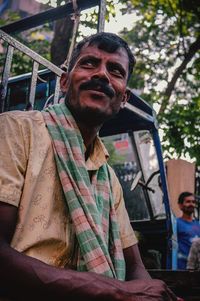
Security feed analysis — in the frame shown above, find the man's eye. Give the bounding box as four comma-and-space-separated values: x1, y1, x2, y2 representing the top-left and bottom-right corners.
81, 60, 95, 68
110, 67, 124, 78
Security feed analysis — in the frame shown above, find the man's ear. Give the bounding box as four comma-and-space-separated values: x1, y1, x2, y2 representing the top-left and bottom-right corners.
60, 72, 68, 93
121, 89, 131, 109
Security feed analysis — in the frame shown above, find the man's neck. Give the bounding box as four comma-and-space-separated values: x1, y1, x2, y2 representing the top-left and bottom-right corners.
65, 102, 102, 150
181, 213, 193, 222
76, 121, 101, 159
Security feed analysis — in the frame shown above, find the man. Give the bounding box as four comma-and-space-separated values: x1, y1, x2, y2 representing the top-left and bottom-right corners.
177, 191, 200, 269
0, 32, 176, 300
187, 238, 200, 270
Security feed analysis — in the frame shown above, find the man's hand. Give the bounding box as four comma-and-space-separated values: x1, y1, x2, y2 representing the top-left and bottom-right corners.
122, 279, 177, 300
72, 272, 178, 301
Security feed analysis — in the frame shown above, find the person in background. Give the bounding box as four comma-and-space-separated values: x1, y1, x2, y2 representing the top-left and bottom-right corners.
187, 238, 200, 270
177, 191, 200, 269
0, 32, 177, 301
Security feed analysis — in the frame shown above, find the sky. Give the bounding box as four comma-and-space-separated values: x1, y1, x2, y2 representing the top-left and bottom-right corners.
104, 5, 137, 33
83, 2, 139, 35
35, 0, 137, 35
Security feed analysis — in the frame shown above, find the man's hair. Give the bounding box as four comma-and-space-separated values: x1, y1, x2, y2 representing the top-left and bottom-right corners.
178, 191, 194, 204
67, 32, 136, 82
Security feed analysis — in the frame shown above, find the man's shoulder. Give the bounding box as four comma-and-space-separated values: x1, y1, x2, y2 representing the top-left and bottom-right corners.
177, 217, 195, 223
177, 218, 200, 229
0, 110, 45, 128
0, 110, 43, 121
193, 220, 200, 224
177, 218, 188, 229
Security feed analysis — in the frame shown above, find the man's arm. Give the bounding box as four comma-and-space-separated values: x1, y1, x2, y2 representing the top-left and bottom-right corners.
1, 201, 132, 301
0, 202, 119, 301
0, 202, 177, 301
123, 244, 151, 280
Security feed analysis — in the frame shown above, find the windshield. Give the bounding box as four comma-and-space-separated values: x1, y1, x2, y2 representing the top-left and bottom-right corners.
102, 130, 166, 222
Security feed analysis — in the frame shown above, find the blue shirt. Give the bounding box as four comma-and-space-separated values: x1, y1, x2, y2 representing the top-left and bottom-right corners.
177, 218, 200, 269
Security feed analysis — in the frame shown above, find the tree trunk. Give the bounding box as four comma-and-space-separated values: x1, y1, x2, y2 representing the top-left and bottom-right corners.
50, 15, 74, 67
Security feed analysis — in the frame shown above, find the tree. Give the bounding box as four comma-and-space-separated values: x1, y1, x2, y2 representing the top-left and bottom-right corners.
118, 0, 200, 164
0, 10, 51, 75
2, 0, 199, 163
48, 0, 116, 66
1, 0, 116, 70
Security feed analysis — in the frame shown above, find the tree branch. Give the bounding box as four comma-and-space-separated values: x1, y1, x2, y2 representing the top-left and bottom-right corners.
158, 35, 200, 115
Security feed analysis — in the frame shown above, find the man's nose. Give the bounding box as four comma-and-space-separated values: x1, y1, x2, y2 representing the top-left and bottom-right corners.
91, 65, 110, 84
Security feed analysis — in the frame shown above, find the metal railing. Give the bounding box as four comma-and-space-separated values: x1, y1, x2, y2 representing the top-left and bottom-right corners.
0, 0, 106, 112
0, 0, 106, 34
0, 29, 63, 112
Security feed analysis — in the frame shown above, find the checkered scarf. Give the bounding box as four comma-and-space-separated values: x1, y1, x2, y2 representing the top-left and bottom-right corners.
42, 102, 125, 280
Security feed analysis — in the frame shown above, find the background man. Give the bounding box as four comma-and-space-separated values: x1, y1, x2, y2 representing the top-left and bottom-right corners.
0, 32, 176, 300
177, 191, 200, 269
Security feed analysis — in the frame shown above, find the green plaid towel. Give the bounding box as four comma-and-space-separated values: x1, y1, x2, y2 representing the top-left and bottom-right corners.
42, 102, 125, 280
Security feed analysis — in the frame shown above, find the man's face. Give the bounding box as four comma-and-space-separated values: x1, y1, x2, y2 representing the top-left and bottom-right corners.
64, 44, 130, 125
179, 195, 196, 215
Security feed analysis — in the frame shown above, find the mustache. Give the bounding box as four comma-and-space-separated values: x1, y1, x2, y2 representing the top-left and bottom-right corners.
79, 78, 115, 98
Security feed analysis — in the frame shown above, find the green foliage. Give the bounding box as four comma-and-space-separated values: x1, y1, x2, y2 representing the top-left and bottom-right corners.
0, 10, 51, 76
79, 0, 116, 38
38, 0, 116, 33
119, 0, 200, 164
10, 28, 51, 75
1, 0, 199, 164
0, 10, 21, 25
162, 98, 200, 164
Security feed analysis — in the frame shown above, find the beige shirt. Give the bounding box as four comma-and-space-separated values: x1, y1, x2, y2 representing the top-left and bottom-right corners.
0, 110, 137, 268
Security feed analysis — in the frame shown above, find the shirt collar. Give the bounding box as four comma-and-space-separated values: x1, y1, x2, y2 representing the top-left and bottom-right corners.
86, 136, 109, 171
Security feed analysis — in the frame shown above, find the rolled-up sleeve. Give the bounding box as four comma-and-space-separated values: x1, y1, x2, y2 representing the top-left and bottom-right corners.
0, 113, 27, 206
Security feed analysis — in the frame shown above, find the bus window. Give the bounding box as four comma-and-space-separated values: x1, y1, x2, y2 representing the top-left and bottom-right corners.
102, 130, 166, 222
134, 130, 165, 220
102, 133, 150, 221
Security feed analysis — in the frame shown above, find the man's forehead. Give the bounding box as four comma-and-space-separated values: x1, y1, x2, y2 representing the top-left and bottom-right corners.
184, 196, 195, 202
78, 42, 128, 59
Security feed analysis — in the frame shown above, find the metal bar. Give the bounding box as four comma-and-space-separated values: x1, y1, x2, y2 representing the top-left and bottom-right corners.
152, 129, 173, 268
66, 17, 80, 65
64, 0, 81, 68
0, 30, 63, 77
125, 102, 155, 123
0, 0, 100, 34
97, 0, 106, 32
29, 61, 39, 107
53, 76, 61, 104
0, 45, 14, 112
